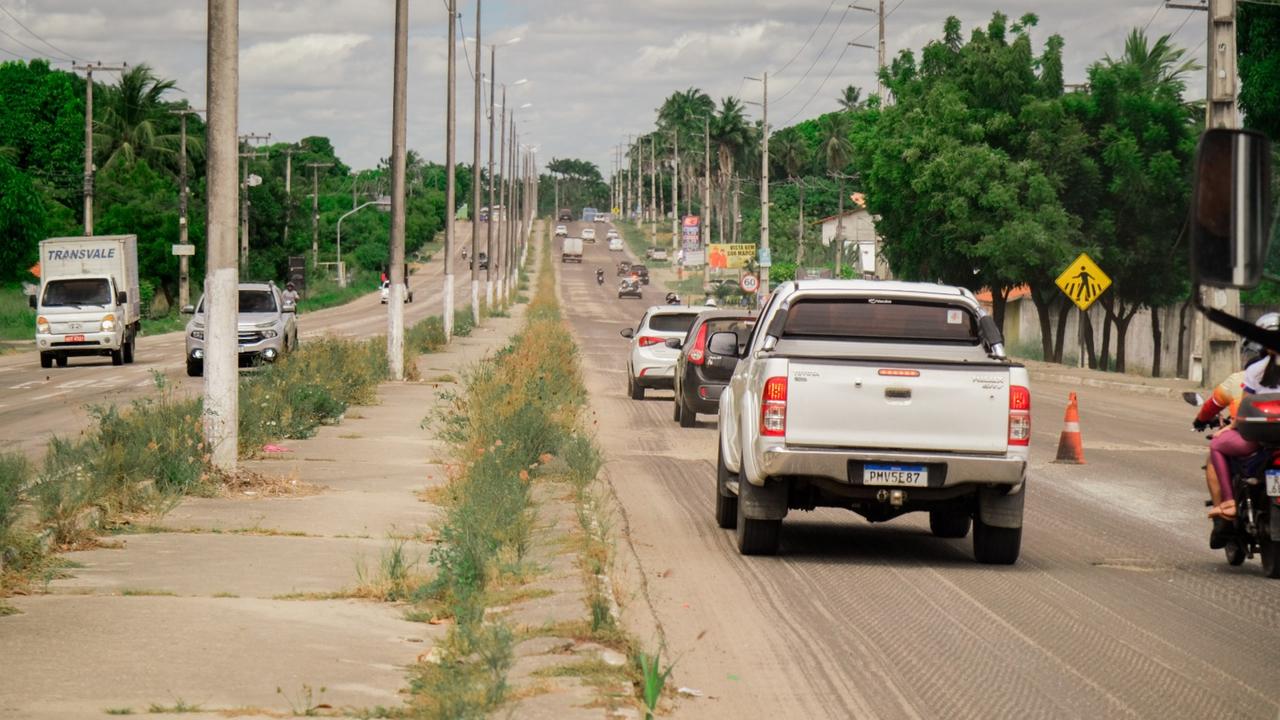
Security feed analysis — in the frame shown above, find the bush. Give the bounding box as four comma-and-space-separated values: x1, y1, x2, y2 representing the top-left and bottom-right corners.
0, 452, 29, 537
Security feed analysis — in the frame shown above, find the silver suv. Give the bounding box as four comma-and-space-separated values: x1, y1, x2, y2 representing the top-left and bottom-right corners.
182, 282, 298, 377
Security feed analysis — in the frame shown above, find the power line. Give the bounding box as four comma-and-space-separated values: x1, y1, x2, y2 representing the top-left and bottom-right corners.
0, 23, 70, 62
774, 0, 838, 77
781, 41, 854, 126
1171, 9, 1197, 35
0, 3, 78, 61
1142, 0, 1164, 32
773, 3, 854, 103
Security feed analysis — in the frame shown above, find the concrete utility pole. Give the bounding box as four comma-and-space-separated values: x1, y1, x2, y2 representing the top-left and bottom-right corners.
386, 0, 408, 381
443, 0, 458, 339
508, 112, 518, 295
703, 116, 712, 288
281, 145, 294, 248
170, 107, 203, 309
747, 72, 770, 294
204, 0, 239, 472
671, 130, 679, 249
485, 44, 497, 306
851, 2, 887, 98
649, 135, 657, 247
237, 133, 270, 265
73, 62, 127, 235
470, 0, 483, 323
497, 86, 507, 300
306, 162, 333, 265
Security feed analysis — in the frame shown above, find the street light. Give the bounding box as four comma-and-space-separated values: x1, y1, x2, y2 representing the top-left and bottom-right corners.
336, 199, 391, 288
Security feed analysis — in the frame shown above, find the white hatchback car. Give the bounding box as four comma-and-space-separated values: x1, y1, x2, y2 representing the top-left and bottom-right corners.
619, 305, 712, 399
608, 237, 625, 252
582, 227, 596, 242
555, 224, 568, 237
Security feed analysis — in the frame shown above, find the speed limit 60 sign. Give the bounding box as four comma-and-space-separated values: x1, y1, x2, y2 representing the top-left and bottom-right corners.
740, 273, 760, 294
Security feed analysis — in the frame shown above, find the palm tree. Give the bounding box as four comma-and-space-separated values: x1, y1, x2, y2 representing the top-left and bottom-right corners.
837, 85, 864, 112
818, 112, 854, 271
94, 64, 183, 173
1106, 29, 1201, 94
771, 133, 810, 263
709, 97, 751, 243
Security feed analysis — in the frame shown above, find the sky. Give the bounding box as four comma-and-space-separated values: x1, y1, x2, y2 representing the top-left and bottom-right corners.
0, 0, 1212, 174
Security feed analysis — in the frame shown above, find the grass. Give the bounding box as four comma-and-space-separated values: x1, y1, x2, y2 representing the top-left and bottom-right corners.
296, 267, 379, 314
146, 698, 201, 713
119, 588, 178, 597
104, 708, 135, 715
0, 285, 34, 342
637, 650, 675, 719
618, 220, 673, 268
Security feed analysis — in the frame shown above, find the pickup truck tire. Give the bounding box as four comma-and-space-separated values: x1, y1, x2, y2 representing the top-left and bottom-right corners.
715, 447, 738, 529
929, 510, 972, 539
110, 348, 124, 366
736, 498, 781, 555
40, 352, 52, 369
973, 517, 1021, 564
672, 397, 682, 422
122, 339, 135, 364
56, 354, 68, 368
186, 358, 203, 378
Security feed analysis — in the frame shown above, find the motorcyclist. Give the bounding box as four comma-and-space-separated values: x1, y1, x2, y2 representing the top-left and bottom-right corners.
596, 267, 605, 285
1198, 312, 1280, 521
281, 282, 300, 306
665, 292, 680, 304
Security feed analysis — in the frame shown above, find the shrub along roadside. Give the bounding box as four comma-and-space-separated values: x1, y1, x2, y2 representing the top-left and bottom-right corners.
0, 311, 454, 596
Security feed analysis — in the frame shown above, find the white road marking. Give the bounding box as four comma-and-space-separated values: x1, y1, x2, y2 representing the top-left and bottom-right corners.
8, 380, 45, 390
57, 379, 97, 389
30, 390, 71, 401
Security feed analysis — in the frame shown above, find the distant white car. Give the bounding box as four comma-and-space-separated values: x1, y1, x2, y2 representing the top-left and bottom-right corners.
582, 227, 596, 242
651, 248, 669, 262
380, 280, 413, 304
608, 237, 625, 252
607, 228, 620, 239
596, 213, 611, 223
555, 224, 568, 237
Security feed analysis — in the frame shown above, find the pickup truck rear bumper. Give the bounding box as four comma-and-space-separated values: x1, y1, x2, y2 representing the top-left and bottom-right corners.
760, 446, 1026, 487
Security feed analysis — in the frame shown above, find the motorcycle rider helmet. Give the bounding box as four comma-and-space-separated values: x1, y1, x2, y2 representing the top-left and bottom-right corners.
1243, 312, 1280, 368
706, 297, 718, 307
665, 292, 680, 304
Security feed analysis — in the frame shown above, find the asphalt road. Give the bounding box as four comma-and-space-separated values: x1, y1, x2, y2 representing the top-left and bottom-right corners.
559, 221, 1280, 719
0, 229, 490, 460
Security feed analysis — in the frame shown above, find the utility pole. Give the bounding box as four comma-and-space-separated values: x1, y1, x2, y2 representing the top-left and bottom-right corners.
485, 44, 497, 307
444, 0, 458, 339
746, 72, 770, 294
170, 108, 203, 309
703, 116, 712, 290
671, 130, 679, 250
237, 133, 270, 265
497, 86, 508, 301
470, 0, 483, 324
387, 0, 408, 381
851, 2, 886, 98
649, 135, 657, 247
1169, 0, 1239, 384
204, 0, 239, 472
73, 62, 127, 235
282, 145, 294, 250
306, 162, 333, 265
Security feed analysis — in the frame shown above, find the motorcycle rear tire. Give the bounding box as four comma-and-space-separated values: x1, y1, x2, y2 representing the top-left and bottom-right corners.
1225, 541, 1247, 566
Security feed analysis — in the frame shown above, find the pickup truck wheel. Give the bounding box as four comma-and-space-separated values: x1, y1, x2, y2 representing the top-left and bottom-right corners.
736, 498, 780, 555
929, 510, 971, 539
1260, 532, 1280, 579
715, 447, 738, 529
186, 358, 203, 377
679, 400, 697, 428
110, 348, 124, 366
40, 352, 53, 369
973, 517, 1021, 564
672, 397, 682, 422
56, 354, 68, 368
122, 339, 135, 364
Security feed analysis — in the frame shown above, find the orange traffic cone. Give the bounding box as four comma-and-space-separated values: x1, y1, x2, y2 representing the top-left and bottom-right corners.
1054, 392, 1086, 464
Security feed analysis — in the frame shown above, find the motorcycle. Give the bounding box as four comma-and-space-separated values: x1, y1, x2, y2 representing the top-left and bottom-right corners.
1185, 391, 1280, 577
596, 269, 605, 286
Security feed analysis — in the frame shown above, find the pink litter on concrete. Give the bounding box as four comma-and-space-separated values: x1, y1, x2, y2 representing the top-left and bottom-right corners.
262, 444, 292, 453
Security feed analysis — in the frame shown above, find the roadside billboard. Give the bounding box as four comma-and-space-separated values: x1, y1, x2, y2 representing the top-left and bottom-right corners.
708, 243, 756, 270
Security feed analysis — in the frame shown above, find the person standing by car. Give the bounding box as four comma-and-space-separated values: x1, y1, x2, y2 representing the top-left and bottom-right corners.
281, 282, 300, 307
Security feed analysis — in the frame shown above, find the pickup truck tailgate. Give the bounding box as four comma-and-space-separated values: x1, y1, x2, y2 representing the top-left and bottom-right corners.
785, 360, 1010, 454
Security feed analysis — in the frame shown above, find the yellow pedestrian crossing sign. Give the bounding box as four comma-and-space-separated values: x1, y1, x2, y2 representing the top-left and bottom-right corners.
1055, 253, 1111, 311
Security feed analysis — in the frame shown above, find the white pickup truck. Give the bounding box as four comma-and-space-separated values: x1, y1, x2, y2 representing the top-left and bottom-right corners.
715, 280, 1030, 563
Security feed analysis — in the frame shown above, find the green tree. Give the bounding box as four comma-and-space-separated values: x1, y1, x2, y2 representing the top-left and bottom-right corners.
95, 65, 183, 174
1239, 2, 1280, 140
0, 156, 45, 281
818, 112, 853, 268
770, 131, 811, 262
837, 85, 864, 112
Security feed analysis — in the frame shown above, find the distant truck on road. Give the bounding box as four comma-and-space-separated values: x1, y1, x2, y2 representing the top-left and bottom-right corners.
31, 235, 141, 368
561, 236, 584, 263
582, 207, 599, 223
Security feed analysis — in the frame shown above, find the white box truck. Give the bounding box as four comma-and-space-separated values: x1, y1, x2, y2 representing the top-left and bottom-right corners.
32, 235, 141, 368
562, 236, 584, 263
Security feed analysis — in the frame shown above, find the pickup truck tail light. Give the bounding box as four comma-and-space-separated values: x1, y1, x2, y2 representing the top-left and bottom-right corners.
1009, 385, 1031, 446
688, 323, 708, 365
638, 336, 665, 347
761, 376, 788, 437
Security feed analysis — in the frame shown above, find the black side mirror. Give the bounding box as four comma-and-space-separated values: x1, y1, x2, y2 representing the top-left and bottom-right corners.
116, 291, 128, 305
28, 294, 37, 309
707, 331, 740, 358
978, 314, 1004, 354
664, 337, 682, 349
1191, 128, 1273, 289
619, 328, 634, 339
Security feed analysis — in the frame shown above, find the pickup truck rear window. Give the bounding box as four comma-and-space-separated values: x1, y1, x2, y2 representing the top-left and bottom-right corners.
781, 299, 979, 344
649, 313, 698, 334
